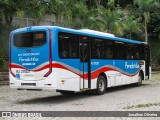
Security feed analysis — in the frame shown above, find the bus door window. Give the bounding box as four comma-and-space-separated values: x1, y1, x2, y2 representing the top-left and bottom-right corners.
80, 40, 88, 62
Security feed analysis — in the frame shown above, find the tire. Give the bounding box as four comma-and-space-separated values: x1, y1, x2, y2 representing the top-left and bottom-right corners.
135, 73, 143, 86
96, 76, 107, 95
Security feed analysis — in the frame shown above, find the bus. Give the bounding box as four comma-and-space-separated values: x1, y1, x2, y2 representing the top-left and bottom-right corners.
9, 26, 151, 95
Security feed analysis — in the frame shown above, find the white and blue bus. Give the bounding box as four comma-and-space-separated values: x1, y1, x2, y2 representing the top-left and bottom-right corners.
9, 26, 151, 95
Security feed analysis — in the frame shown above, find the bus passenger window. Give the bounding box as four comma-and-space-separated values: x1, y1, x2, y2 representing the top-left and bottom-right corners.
114, 42, 125, 59
126, 44, 134, 60
91, 38, 105, 59
105, 42, 113, 59
134, 45, 143, 60
58, 32, 79, 58
134, 47, 140, 59
127, 50, 133, 59
96, 46, 101, 58
60, 51, 67, 58
126, 44, 143, 60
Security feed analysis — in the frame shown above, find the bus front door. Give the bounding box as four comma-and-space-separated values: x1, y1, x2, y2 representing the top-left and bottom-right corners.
79, 39, 91, 90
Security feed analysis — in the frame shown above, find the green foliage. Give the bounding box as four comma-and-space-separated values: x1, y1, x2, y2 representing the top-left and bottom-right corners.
100, 6, 124, 36
122, 15, 143, 40
0, 0, 48, 26
0, 26, 11, 72
0, 0, 22, 26
129, 0, 160, 42
126, 102, 160, 109
0, 0, 159, 41
0, 0, 160, 70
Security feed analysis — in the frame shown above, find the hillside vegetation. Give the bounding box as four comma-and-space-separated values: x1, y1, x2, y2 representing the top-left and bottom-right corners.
0, 0, 160, 71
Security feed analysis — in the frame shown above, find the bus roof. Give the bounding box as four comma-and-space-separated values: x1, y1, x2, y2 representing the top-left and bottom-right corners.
12, 26, 145, 45
79, 29, 115, 37
52, 26, 144, 45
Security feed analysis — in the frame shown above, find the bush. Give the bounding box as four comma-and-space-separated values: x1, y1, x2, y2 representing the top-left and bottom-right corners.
0, 57, 8, 72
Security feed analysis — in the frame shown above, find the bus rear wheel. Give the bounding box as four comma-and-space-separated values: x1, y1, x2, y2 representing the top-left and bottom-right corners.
96, 76, 107, 95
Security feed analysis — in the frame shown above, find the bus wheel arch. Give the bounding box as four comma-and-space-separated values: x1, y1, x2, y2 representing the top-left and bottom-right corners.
96, 72, 107, 95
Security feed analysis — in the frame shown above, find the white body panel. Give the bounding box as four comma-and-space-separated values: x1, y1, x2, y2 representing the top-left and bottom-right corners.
10, 63, 146, 91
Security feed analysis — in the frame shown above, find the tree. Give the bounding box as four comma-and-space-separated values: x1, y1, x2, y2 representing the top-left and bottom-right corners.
97, 0, 125, 36
129, 0, 159, 43
0, 0, 18, 26
0, 9, 3, 26
105, 8, 124, 35
0, 0, 48, 27
61, 0, 103, 30
65, 0, 93, 29
25, 0, 48, 24
148, 0, 160, 39
122, 15, 142, 40
46, 0, 75, 26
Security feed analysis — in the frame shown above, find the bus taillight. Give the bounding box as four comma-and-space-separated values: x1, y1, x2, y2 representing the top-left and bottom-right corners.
140, 61, 144, 65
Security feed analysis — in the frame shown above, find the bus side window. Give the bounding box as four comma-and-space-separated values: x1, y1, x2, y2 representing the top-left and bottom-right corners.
60, 51, 67, 58
134, 51, 139, 59
127, 50, 132, 59
96, 46, 101, 58
91, 38, 106, 59
114, 42, 125, 59
134, 45, 140, 59
95, 40, 102, 59
126, 44, 134, 60
140, 46, 145, 60
105, 42, 113, 59
58, 32, 79, 58
91, 39, 97, 59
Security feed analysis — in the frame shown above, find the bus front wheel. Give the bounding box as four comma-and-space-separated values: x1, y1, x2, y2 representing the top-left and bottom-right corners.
96, 76, 107, 95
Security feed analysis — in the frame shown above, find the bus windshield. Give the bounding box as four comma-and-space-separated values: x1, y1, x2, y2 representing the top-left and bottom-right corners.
13, 31, 46, 48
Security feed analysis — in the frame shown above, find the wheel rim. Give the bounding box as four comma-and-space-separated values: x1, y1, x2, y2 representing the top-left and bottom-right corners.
99, 79, 105, 92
